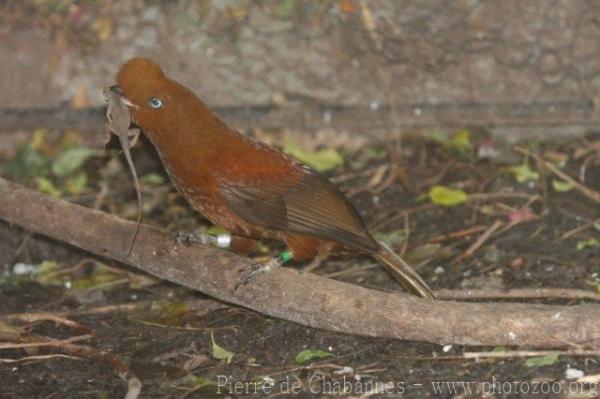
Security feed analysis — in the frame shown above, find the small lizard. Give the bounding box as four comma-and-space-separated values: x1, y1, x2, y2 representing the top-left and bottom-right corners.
103, 85, 142, 257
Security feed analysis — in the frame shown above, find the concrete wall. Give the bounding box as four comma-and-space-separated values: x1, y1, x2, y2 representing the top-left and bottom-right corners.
2, 1, 600, 139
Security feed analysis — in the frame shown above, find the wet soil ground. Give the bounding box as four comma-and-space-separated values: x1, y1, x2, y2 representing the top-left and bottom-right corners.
0, 128, 599, 398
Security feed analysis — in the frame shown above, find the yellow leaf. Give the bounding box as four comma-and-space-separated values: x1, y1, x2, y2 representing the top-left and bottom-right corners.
92, 16, 113, 41
428, 185, 469, 206
211, 332, 235, 364
283, 138, 343, 172
447, 129, 472, 153
504, 164, 539, 183
71, 83, 90, 109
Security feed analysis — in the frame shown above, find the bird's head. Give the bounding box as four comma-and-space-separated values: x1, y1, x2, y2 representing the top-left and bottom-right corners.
115, 57, 173, 130
114, 57, 228, 149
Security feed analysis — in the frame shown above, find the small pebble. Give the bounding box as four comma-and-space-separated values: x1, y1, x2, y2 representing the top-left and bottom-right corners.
334, 366, 353, 375
434, 266, 445, 274
510, 257, 524, 269
565, 366, 584, 380
13, 263, 36, 275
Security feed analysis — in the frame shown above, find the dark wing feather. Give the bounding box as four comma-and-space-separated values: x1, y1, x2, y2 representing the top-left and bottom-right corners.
219, 182, 289, 232
219, 168, 379, 253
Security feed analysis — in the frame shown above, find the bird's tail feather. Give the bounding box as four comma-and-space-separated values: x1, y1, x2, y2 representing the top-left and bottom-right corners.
374, 241, 435, 299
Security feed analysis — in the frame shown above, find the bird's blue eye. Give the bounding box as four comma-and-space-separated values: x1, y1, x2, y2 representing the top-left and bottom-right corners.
149, 97, 163, 109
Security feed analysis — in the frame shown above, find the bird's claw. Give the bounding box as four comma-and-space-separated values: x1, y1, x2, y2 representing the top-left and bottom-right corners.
235, 257, 281, 290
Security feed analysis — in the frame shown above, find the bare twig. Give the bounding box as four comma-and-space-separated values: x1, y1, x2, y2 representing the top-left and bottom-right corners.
515, 146, 600, 204
0, 334, 92, 350
0, 354, 82, 363
453, 220, 504, 263
3, 177, 600, 348
3, 312, 92, 334
428, 225, 487, 243
559, 217, 600, 241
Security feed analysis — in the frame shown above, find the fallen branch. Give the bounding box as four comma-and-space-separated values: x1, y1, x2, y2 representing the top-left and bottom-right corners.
1, 177, 600, 348
463, 349, 600, 360
436, 288, 600, 302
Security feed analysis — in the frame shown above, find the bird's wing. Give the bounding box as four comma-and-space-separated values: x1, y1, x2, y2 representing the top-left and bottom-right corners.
219, 168, 379, 253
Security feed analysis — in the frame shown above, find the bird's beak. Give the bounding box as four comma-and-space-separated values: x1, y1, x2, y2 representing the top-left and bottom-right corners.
108, 85, 139, 109
120, 96, 139, 109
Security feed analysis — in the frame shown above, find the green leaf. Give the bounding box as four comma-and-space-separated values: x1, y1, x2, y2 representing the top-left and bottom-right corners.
585, 279, 600, 294
426, 129, 472, 153
65, 173, 88, 195
551, 179, 573, 192
211, 332, 235, 364
35, 177, 61, 197
405, 243, 442, 263
504, 164, 539, 183
0, 321, 25, 341
446, 129, 473, 153
373, 229, 406, 247
34, 260, 63, 285
283, 139, 343, 172
425, 130, 448, 144
70, 265, 122, 290
52, 147, 101, 177
349, 147, 386, 170
140, 173, 165, 186
577, 238, 599, 251
295, 349, 334, 364
4, 144, 49, 181
428, 185, 469, 206
151, 300, 189, 319
525, 353, 559, 367
277, 0, 296, 18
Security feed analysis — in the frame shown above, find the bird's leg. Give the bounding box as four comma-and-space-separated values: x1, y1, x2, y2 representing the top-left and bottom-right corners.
126, 127, 141, 148
176, 232, 258, 257
301, 251, 330, 273
175, 230, 220, 246
234, 252, 290, 290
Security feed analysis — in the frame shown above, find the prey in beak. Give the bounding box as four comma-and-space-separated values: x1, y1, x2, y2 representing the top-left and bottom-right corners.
105, 85, 139, 109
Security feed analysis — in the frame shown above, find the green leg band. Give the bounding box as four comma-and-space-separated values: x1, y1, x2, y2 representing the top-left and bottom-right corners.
280, 250, 293, 264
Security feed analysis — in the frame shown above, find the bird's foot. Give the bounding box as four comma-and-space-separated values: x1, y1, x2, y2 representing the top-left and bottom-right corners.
235, 256, 282, 290
301, 251, 329, 273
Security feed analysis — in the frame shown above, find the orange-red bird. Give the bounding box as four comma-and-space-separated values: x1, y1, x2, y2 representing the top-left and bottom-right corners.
115, 57, 434, 299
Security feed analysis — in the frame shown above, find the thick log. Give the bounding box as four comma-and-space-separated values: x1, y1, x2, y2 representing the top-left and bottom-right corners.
0, 176, 598, 348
